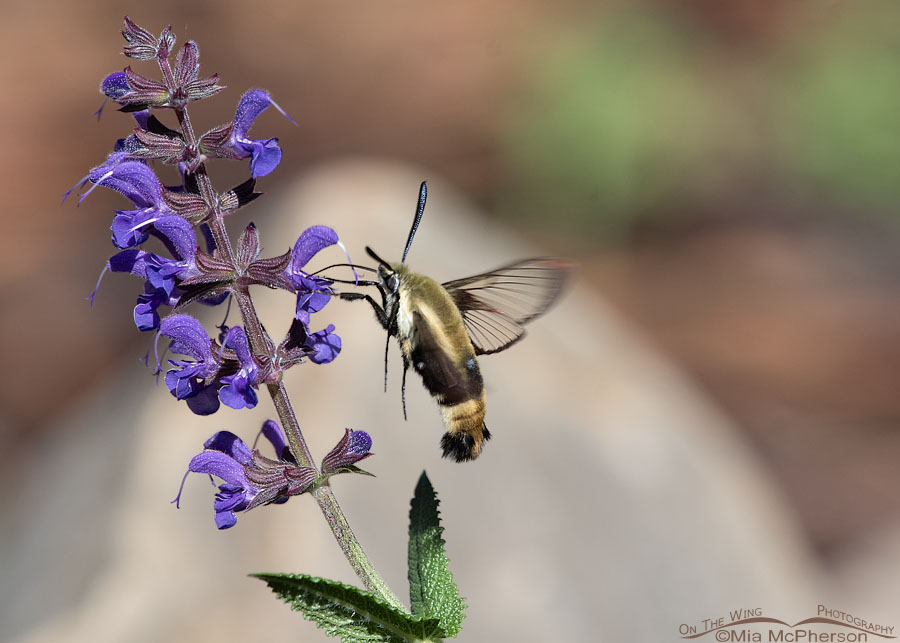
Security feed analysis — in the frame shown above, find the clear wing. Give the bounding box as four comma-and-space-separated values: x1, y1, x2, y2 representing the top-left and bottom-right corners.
443, 257, 570, 355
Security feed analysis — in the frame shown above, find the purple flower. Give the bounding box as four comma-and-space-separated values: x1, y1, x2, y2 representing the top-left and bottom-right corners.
76, 155, 183, 250
175, 421, 318, 529
95, 71, 134, 121
322, 429, 373, 473
227, 90, 294, 178
158, 314, 221, 414
103, 165, 178, 249
158, 316, 264, 414
186, 431, 255, 529
287, 226, 339, 324
176, 425, 285, 529
271, 225, 345, 364
108, 216, 198, 330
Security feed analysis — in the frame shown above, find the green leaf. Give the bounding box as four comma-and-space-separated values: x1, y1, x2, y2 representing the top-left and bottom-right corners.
407, 471, 466, 637
253, 573, 443, 642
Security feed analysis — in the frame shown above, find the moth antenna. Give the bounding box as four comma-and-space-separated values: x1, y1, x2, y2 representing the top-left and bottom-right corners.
401, 181, 427, 264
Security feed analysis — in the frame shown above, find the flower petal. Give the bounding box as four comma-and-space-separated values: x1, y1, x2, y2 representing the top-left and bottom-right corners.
246, 138, 282, 178
159, 314, 214, 361
290, 226, 339, 273
231, 89, 275, 139
214, 508, 238, 529
90, 160, 162, 210
185, 385, 221, 415
189, 450, 249, 487
203, 430, 253, 465
101, 71, 132, 100
308, 324, 341, 364
260, 419, 288, 460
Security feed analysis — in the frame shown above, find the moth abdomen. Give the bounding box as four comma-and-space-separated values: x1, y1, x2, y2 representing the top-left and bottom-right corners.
438, 395, 489, 461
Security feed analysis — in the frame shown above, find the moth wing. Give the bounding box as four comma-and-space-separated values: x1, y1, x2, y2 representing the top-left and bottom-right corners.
443, 257, 570, 355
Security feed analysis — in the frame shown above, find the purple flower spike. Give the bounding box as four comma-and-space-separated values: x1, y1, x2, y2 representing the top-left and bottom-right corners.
228, 90, 293, 178
322, 429, 373, 473
217, 326, 261, 410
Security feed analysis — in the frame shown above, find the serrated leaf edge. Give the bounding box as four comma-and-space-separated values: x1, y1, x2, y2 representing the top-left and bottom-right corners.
407, 471, 466, 637
253, 573, 444, 642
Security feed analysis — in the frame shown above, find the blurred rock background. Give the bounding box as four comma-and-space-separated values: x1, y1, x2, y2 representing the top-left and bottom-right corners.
2, 0, 899, 641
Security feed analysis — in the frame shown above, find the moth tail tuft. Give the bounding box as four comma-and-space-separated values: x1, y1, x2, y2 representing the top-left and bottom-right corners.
440, 424, 490, 462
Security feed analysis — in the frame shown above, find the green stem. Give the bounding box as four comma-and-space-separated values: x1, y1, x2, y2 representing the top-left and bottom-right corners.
265, 379, 314, 469
314, 483, 405, 609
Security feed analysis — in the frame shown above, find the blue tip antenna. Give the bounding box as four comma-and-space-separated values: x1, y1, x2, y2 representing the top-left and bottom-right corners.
401, 181, 427, 264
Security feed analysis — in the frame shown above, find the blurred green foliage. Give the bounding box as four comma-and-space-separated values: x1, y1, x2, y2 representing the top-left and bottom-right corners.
501, 1, 900, 242
774, 0, 900, 212
501, 6, 742, 240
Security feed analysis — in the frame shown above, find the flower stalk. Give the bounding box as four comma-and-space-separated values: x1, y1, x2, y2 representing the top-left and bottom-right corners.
76, 15, 404, 615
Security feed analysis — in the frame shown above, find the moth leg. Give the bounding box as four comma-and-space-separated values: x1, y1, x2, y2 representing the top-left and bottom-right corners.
401, 356, 410, 420
383, 330, 391, 392
339, 292, 389, 329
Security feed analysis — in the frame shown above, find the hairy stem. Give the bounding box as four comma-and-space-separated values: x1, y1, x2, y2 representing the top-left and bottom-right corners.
314, 484, 405, 609
265, 379, 315, 469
